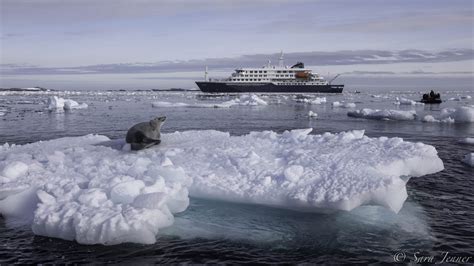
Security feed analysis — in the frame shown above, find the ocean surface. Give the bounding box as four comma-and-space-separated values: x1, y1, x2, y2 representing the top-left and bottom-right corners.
0, 88, 473, 264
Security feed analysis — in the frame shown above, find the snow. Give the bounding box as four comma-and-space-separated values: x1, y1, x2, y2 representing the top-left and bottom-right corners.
462, 153, 474, 167
308, 111, 318, 118
152, 94, 267, 108
0, 129, 444, 245
348, 108, 417, 121
393, 97, 424, 106
47, 96, 88, 111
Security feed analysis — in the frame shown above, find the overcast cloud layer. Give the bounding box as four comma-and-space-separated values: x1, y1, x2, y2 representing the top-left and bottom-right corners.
1, 0, 473, 89
1, 49, 473, 75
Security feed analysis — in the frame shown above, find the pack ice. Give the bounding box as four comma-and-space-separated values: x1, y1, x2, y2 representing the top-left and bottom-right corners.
0, 129, 443, 245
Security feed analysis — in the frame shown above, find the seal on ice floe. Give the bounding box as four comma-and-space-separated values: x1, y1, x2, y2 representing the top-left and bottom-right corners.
126, 116, 166, 150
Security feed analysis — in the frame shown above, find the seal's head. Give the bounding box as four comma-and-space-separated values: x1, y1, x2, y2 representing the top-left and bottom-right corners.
149, 116, 166, 130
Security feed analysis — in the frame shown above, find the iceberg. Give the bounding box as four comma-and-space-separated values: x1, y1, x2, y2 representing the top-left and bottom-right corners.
0, 129, 443, 245
348, 108, 417, 121
47, 96, 88, 111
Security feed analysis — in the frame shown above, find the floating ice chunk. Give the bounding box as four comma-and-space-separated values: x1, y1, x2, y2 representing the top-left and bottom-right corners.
296, 97, 326, 104
449, 95, 472, 101
152, 94, 267, 109
393, 97, 424, 106
422, 115, 454, 123
64, 100, 88, 110
310, 97, 326, 104
348, 108, 417, 121
0, 107, 8, 116
450, 106, 474, 123
459, 137, 474, 144
333, 101, 356, 108
462, 153, 474, 167
238, 94, 268, 106
47, 96, 88, 111
308, 111, 318, 118
426, 106, 474, 123
422, 115, 437, 123
0, 129, 444, 245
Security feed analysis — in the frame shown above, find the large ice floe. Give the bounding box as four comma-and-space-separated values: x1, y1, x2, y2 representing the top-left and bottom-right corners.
347, 108, 417, 121
0, 129, 444, 245
152, 94, 267, 108
47, 96, 88, 111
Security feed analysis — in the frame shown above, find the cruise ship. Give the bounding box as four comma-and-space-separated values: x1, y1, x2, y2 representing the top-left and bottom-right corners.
196, 52, 343, 93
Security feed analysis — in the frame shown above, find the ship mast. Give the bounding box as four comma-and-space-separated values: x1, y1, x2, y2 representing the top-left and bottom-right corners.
204, 66, 208, 81
278, 51, 284, 68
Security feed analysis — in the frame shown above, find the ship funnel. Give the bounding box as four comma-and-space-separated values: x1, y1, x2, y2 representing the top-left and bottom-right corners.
204, 66, 208, 81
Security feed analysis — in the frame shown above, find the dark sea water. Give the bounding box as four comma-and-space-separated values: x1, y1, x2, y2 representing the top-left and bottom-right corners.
0, 89, 473, 264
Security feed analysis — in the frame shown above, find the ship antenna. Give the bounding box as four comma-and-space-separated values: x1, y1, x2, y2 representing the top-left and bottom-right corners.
204, 66, 208, 81
278, 50, 284, 68
329, 74, 341, 85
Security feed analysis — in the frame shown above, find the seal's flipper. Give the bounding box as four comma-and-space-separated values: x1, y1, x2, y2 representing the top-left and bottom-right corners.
130, 140, 161, 151
142, 137, 161, 144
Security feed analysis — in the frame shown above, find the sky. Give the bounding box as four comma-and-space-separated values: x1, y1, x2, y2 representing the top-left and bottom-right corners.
0, 0, 473, 90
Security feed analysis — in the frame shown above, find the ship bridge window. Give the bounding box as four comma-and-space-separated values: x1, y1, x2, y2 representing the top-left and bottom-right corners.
277, 71, 281, 73
259, 71, 262, 73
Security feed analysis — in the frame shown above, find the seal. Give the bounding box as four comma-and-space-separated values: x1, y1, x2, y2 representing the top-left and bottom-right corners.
126, 116, 166, 150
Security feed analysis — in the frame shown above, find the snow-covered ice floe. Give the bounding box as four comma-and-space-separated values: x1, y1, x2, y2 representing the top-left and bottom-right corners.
348, 108, 417, 121
0, 129, 443, 245
47, 96, 88, 111
422, 106, 474, 123
152, 94, 267, 108
462, 153, 474, 167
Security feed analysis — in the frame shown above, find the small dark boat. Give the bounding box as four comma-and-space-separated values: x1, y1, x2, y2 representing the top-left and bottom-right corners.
421, 90, 442, 104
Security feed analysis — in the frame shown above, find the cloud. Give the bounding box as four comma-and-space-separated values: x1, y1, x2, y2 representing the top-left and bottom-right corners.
2, 49, 473, 75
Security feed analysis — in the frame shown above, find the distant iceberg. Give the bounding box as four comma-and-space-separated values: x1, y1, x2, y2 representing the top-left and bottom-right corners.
47, 96, 88, 111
